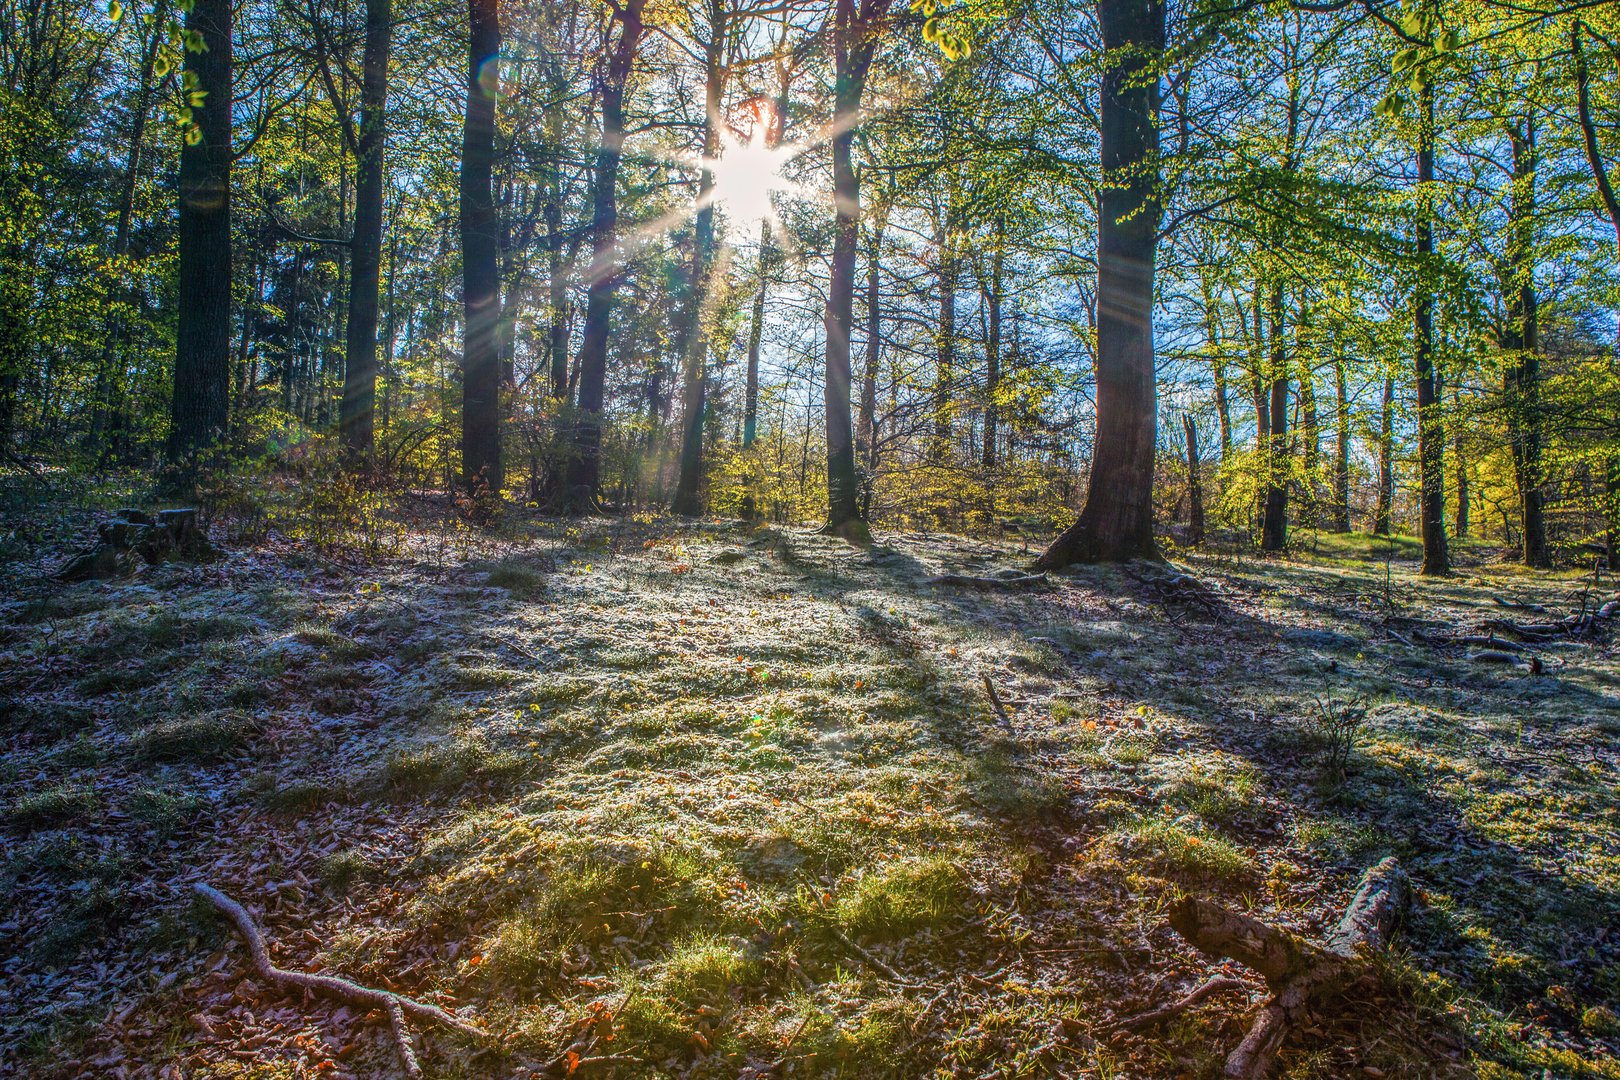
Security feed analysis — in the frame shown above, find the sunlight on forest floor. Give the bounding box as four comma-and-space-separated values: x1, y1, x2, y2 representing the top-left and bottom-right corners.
2, 495, 1618, 1078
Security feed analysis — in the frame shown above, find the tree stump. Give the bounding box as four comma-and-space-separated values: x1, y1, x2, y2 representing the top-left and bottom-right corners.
1168, 857, 1410, 1079
57, 507, 218, 581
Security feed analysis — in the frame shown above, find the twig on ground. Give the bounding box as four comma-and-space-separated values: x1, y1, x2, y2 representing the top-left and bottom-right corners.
1108, 974, 1249, 1034
194, 883, 487, 1079
828, 926, 912, 984
925, 571, 1048, 589
982, 673, 1014, 729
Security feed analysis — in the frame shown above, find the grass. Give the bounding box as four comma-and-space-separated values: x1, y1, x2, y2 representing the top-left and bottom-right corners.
5, 783, 99, 828
3, 506, 1618, 1078
129, 711, 253, 762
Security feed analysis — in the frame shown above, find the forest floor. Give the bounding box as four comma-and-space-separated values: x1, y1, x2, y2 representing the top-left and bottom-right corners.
2, 486, 1619, 1079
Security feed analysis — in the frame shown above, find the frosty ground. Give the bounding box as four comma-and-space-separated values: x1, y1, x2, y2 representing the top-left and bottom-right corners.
2, 504, 1618, 1078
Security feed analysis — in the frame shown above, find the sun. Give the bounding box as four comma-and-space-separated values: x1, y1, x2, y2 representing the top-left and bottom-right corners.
703, 132, 799, 230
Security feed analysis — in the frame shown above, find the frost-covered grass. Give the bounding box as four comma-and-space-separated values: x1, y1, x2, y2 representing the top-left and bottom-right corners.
1, 500, 1617, 1077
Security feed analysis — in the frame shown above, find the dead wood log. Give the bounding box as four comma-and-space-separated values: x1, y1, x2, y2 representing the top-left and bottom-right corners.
1168, 857, 1409, 1080
924, 570, 1048, 589
194, 883, 487, 1078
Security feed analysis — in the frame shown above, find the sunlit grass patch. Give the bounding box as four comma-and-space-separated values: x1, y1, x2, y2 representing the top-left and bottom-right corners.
1103, 815, 1253, 884
830, 855, 965, 942
451, 663, 525, 690
1159, 757, 1261, 826
482, 557, 548, 598
375, 734, 528, 796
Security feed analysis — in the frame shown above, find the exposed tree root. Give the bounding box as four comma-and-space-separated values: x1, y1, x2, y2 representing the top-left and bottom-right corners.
926, 570, 1049, 589
1168, 857, 1410, 1079
194, 883, 488, 1078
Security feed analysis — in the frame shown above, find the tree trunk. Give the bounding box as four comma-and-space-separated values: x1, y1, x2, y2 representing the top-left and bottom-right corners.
1331, 348, 1351, 532
1260, 283, 1288, 552
1573, 22, 1620, 259
671, 6, 727, 517
982, 215, 1003, 470
742, 229, 769, 449
558, 0, 645, 510
1415, 80, 1448, 574
340, 0, 392, 460
931, 202, 957, 458
821, 0, 889, 543
167, 0, 233, 473
1034, 0, 1162, 567
856, 217, 883, 468
1372, 376, 1394, 536
1184, 414, 1204, 546
93, 0, 167, 456
1502, 115, 1548, 567
460, 0, 503, 495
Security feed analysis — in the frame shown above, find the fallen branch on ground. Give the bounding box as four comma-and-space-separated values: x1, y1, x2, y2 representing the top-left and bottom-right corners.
1168, 857, 1410, 1080
982, 673, 1014, 729
194, 883, 487, 1078
1110, 974, 1249, 1034
924, 571, 1048, 589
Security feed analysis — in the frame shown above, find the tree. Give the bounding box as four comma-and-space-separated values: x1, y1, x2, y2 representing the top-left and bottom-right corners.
338, 0, 393, 459
460, 0, 503, 495
821, 0, 892, 543
1036, 0, 1164, 567
167, 0, 233, 472
557, 0, 646, 510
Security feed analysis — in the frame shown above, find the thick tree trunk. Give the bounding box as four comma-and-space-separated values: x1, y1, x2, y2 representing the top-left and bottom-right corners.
821, 0, 889, 543
1502, 116, 1548, 567
167, 0, 233, 472
460, 0, 503, 495
1372, 376, 1394, 536
1260, 283, 1288, 552
1035, 0, 1162, 567
559, 0, 644, 510
340, 0, 392, 460
1415, 81, 1448, 574
672, 9, 727, 517
1331, 349, 1351, 532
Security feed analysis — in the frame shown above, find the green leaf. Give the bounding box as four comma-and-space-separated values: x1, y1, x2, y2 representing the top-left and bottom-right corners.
1375, 91, 1406, 119
188, 90, 207, 107
923, 16, 941, 43
107, 0, 124, 23
184, 28, 205, 52
183, 70, 198, 89
1439, 28, 1462, 52
184, 124, 201, 146
153, 55, 170, 77
1391, 47, 1419, 74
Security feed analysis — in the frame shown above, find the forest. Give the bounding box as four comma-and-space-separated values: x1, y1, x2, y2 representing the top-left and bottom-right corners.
2, 0, 1620, 1074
